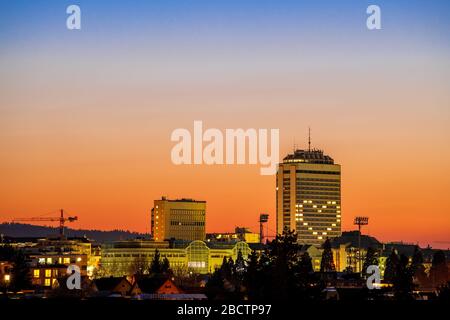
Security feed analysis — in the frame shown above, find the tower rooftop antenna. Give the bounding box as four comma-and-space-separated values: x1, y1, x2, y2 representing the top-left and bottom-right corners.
308, 127, 311, 151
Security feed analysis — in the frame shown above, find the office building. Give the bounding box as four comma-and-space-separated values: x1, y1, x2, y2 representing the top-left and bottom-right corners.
151, 197, 206, 241
276, 147, 341, 246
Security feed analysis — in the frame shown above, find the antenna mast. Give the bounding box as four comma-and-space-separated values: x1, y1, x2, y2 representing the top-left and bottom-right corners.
308, 127, 311, 151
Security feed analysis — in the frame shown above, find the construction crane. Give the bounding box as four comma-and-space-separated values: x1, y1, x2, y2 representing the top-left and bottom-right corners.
13, 209, 78, 239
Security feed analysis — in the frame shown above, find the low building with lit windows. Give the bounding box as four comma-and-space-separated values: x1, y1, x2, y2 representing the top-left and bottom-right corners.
100, 239, 253, 276
29, 253, 88, 287
206, 227, 260, 244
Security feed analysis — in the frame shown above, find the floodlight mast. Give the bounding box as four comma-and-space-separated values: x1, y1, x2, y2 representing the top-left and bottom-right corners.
354, 216, 369, 274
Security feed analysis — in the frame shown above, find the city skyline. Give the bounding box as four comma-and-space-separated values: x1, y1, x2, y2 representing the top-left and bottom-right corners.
1, 1, 450, 249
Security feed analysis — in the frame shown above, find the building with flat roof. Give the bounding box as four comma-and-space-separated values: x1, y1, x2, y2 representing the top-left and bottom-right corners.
151, 197, 206, 241
277, 147, 341, 246
100, 239, 253, 275
206, 227, 260, 244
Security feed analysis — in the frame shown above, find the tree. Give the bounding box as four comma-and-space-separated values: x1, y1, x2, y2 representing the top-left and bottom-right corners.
161, 257, 171, 274
219, 256, 232, 280
0, 245, 31, 292
363, 247, 378, 276
244, 251, 261, 300
297, 252, 314, 275
384, 250, 399, 282
392, 254, 414, 300
129, 255, 148, 278
234, 250, 246, 275
411, 246, 428, 287
320, 239, 335, 272
429, 250, 448, 287
150, 249, 162, 274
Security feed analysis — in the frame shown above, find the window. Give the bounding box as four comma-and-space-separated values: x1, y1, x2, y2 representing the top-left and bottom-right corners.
34, 269, 40, 278
63, 258, 70, 264
46, 258, 52, 264
44, 278, 51, 286
45, 269, 51, 277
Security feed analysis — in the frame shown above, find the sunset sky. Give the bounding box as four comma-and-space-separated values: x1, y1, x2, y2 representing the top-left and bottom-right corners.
1, 1, 449, 248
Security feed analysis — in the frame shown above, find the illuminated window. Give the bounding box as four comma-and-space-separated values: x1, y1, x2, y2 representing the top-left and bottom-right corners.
38, 258, 45, 264
332, 223, 336, 227
327, 228, 332, 231
318, 210, 322, 213
313, 232, 318, 235
44, 278, 51, 286
322, 232, 327, 235
63, 258, 70, 264
76, 257, 82, 262
45, 270, 51, 277
308, 227, 312, 230
318, 236, 323, 240
313, 205, 317, 208
303, 222, 308, 226
34, 269, 40, 278
337, 215, 341, 218
4, 275, 10, 282
46, 258, 52, 264
303, 200, 307, 203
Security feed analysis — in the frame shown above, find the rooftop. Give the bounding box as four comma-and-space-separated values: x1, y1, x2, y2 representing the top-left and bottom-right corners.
283, 149, 334, 164
159, 196, 206, 203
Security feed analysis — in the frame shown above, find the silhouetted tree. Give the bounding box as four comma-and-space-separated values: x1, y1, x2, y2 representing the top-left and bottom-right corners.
320, 239, 335, 272
363, 247, 379, 276
161, 257, 171, 274
150, 249, 162, 274
297, 252, 314, 274
430, 250, 448, 287
0, 245, 31, 292
244, 251, 261, 300
411, 246, 428, 287
392, 254, 414, 300
384, 250, 399, 282
234, 250, 246, 275
437, 281, 450, 302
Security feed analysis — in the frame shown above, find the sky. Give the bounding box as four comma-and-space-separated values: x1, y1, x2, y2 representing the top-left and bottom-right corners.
1, 0, 449, 248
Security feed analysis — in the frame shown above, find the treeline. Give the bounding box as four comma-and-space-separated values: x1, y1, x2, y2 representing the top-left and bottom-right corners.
205, 229, 450, 301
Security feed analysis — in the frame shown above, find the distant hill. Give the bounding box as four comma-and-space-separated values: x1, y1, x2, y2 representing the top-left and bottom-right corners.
0, 223, 148, 244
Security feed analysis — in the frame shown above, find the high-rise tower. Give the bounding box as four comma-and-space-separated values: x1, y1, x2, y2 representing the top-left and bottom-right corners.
276, 146, 341, 246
